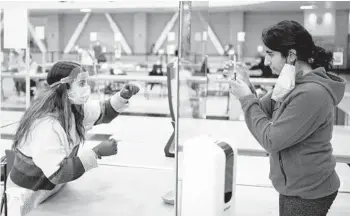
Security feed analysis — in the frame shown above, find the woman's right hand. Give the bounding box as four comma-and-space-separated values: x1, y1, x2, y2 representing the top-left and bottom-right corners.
92, 138, 118, 159
223, 61, 251, 85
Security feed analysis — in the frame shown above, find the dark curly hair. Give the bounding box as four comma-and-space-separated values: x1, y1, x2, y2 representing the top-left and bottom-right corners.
261, 20, 333, 71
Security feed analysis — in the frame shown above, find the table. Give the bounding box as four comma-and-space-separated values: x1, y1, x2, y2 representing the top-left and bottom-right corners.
2, 114, 350, 165
25, 165, 350, 216
3, 115, 350, 215
27, 166, 174, 216
86, 116, 350, 164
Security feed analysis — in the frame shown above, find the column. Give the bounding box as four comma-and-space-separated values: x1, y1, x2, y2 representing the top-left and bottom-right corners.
133, 12, 147, 55
228, 11, 244, 45
335, 10, 349, 69
46, 14, 60, 62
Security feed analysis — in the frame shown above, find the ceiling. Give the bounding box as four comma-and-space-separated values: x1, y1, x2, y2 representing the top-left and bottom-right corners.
224, 1, 350, 12
7, 1, 350, 14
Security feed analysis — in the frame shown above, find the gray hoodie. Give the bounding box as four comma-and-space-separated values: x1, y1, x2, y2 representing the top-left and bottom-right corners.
239, 67, 346, 199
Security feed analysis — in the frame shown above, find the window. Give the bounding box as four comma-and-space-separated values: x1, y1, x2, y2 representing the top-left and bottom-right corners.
35, 26, 45, 40
90, 32, 97, 42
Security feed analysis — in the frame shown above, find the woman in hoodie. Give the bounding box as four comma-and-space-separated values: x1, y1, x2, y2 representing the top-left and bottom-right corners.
227, 20, 345, 216
4, 61, 139, 216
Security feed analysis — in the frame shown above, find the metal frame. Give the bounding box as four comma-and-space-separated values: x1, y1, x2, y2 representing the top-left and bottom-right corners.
173, 2, 184, 215
0, 73, 278, 85
0, 160, 8, 216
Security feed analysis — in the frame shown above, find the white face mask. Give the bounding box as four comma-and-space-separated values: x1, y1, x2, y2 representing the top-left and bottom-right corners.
271, 63, 296, 102
68, 85, 91, 105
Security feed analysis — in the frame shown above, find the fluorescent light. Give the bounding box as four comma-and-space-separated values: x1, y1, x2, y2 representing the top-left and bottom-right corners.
324, 1, 333, 9
300, 5, 315, 10
80, 8, 91, 12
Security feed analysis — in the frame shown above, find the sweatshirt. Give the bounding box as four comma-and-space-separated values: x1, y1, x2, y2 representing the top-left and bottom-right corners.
5, 92, 129, 216
239, 67, 346, 199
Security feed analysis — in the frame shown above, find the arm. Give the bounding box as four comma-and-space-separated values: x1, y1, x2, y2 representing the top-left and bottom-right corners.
247, 79, 273, 118
259, 91, 273, 119
247, 81, 257, 97
83, 92, 129, 129
239, 87, 327, 153
31, 119, 98, 185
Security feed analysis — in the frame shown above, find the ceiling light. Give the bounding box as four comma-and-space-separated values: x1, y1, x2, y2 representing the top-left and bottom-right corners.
80, 8, 91, 13
324, 1, 333, 9
300, 5, 315, 10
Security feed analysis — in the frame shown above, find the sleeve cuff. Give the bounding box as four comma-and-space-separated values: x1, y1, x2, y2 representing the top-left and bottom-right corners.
79, 149, 99, 171
110, 92, 130, 113
239, 94, 259, 111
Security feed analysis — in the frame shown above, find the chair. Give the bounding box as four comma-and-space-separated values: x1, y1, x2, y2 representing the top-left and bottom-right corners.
0, 150, 15, 216
164, 63, 175, 158
147, 64, 165, 98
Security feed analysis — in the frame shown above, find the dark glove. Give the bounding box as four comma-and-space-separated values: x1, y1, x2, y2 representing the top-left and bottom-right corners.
120, 83, 140, 99
92, 138, 118, 159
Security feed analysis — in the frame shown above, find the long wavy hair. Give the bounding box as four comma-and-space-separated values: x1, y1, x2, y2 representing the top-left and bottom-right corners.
12, 61, 86, 150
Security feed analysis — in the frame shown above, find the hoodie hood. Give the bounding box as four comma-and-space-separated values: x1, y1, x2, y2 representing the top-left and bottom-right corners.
295, 67, 346, 105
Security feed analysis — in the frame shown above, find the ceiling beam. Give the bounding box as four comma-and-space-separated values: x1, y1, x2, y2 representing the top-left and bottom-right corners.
152, 12, 179, 54
63, 12, 91, 54
197, 12, 224, 55
28, 22, 47, 53
104, 13, 132, 55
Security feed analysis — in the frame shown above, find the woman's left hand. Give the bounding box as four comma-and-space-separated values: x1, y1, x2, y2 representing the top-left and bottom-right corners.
229, 78, 252, 99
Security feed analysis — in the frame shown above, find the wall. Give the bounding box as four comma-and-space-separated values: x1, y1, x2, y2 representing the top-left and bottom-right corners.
244, 12, 304, 57
26, 10, 348, 64
335, 10, 349, 68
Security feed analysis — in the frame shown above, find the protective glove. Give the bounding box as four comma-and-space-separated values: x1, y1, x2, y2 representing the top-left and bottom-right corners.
92, 138, 118, 159
120, 83, 140, 99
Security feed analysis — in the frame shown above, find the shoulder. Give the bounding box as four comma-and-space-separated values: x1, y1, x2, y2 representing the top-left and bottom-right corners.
285, 83, 331, 110
83, 99, 101, 120
31, 115, 65, 136
84, 99, 100, 113
294, 82, 328, 99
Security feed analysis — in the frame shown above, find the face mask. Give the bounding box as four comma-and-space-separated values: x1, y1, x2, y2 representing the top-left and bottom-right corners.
271, 63, 296, 102
49, 68, 91, 105
68, 86, 91, 105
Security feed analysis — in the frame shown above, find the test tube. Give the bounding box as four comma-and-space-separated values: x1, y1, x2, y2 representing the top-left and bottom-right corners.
233, 54, 237, 80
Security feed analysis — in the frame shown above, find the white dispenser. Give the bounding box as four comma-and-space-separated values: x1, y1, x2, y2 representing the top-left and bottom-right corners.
180, 135, 237, 216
